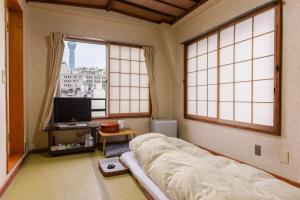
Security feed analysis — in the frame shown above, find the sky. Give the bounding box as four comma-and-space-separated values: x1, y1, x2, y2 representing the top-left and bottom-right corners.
62, 41, 106, 69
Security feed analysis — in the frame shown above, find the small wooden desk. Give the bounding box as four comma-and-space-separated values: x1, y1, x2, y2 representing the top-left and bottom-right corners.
98, 128, 136, 151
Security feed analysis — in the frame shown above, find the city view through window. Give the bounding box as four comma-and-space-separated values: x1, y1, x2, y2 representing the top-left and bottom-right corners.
59, 40, 107, 117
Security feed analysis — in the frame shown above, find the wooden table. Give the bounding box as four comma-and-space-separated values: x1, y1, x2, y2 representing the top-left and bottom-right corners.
98, 128, 136, 151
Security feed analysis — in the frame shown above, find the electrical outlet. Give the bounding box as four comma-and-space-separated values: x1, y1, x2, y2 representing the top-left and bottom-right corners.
280, 150, 289, 164
1, 69, 6, 83
255, 144, 261, 156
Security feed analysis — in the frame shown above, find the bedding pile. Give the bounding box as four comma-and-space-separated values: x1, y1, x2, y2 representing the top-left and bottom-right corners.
129, 133, 300, 200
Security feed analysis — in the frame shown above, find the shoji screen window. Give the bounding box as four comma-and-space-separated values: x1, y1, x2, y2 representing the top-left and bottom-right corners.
109, 45, 150, 117
185, 4, 281, 135
187, 33, 218, 118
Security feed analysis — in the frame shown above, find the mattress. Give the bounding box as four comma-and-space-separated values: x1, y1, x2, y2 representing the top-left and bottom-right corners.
120, 151, 170, 200
129, 133, 300, 200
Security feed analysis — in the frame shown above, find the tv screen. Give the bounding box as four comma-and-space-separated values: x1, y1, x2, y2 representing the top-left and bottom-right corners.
54, 98, 91, 123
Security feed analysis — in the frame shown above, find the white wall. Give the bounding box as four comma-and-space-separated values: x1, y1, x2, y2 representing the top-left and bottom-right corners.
26, 3, 174, 149
0, 0, 7, 188
171, 0, 300, 182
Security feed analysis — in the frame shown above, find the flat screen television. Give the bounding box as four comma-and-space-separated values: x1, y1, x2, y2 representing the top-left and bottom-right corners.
54, 97, 91, 123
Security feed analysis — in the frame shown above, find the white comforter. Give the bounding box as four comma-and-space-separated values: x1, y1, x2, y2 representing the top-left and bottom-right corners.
129, 133, 300, 200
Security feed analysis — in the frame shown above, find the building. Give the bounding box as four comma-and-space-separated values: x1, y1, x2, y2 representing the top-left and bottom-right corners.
59, 62, 106, 98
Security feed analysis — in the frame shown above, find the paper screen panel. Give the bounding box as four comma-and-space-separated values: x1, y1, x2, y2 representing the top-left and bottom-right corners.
140, 75, 149, 87
188, 58, 197, 72
110, 100, 119, 113
208, 51, 217, 68
120, 60, 130, 73
92, 99, 106, 109
253, 80, 274, 102
197, 101, 207, 116
235, 61, 252, 82
110, 87, 119, 99
220, 46, 233, 66
110, 59, 119, 72
197, 70, 207, 85
208, 68, 217, 84
198, 38, 207, 55
208, 85, 217, 101
110, 73, 120, 86
188, 101, 197, 115
131, 74, 139, 87
188, 86, 196, 100
220, 102, 233, 120
131, 48, 140, 60
235, 102, 251, 123
120, 73, 130, 86
220, 64, 233, 83
208, 34, 218, 51
131, 61, 139, 74
253, 32, 274, 58
110, 45, 120, 59
254, 8, 275, 36
235, 18, 252, 42
208, 101, 217, 118
235, 39, 252, 62
92, 111, 106, 118
188, 43, 197, 58
140, 88, 149, 100
120, 100, 130, 113
253, 56, 274, 80
140, 101, 149, 112
197, 86, 207, 100
253, 103, 274, 126
235, 82, 252, 102
121, 46, 130, 59
131, 101, 139, 113
220, 83, 233, 101
131, 87, 139, 99
188, 72, 196, 86
120, 87, 130, 100
220, 26, 234, 48
197, 54, 207, 70
140, 62, 148, 74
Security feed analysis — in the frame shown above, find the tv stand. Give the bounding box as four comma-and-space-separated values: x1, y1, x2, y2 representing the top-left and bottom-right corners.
55, 123, 88, 128
45, 122, 100, 156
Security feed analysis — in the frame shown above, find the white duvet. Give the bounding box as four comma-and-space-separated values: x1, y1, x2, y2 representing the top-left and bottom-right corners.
129, 133, 300, 200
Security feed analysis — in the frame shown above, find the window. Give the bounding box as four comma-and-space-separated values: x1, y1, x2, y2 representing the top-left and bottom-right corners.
59, 38, 150, 118
109, 45, 150, 116
184, 3, 281, 135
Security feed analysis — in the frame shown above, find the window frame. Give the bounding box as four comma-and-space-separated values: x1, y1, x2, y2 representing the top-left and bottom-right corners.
183, 2, 282, 135
59, 36, 152, 119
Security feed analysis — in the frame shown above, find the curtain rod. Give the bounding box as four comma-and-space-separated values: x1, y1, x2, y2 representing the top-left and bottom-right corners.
64, 34, 152, 48
181, 0, 281, 45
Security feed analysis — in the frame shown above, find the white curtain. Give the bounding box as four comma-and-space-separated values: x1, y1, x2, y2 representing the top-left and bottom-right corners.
39, 33, 65, 130
143, 46, 159, 119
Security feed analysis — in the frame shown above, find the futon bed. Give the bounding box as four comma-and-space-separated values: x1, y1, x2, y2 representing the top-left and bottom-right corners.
120, 133, 300, 200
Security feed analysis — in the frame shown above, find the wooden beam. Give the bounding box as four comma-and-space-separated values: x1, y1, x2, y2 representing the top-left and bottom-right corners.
106, 0, 114, 11
26, 0, 173, 24
110, 7, 171, 24
26, 0, 106, 10
171, 0, 209, 24
154, 0, 187, 11
115, 0, 177, 18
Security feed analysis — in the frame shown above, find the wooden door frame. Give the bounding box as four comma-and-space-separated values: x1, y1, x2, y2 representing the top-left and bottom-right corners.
5, 0, 24, 173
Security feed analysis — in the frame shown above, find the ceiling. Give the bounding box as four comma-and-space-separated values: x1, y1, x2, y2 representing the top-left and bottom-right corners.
26, 0, 209, 24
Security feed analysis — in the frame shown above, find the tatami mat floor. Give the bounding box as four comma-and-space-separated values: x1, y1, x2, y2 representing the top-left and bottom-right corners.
1, 151, 147, 200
